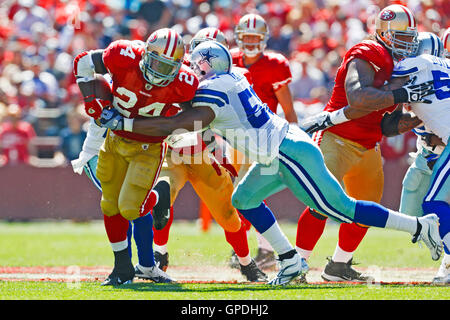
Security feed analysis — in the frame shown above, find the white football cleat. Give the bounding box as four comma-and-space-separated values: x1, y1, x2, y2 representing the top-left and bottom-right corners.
267, 254, 309, 286
413, 214, 443, 261
432, 253, 450, 284
134, 264, 176, 283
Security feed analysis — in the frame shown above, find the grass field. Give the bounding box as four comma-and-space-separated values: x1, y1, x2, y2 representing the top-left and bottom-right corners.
0, 219, 449, 303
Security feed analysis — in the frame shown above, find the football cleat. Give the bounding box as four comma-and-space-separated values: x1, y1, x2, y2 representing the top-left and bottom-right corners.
254, 248, 277, 271
321, 257, 375, 282
154, 251, 169, 272
267, 254, 309, 286
134, 264, 176, 283
432, 254, 450, 284
101, 265, 135, 286
239, 259, 268, 282
412, 214, 443, 261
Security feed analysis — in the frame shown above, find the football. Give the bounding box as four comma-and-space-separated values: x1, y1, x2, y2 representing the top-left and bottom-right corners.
92, 74, 113, 102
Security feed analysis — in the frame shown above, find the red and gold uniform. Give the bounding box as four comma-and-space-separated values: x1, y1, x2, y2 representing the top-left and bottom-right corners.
312, 40, 396, 201
98, 39, 198, 221
296, 39, 397, 260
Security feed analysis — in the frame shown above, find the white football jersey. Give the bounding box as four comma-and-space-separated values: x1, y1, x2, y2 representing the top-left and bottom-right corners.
192, 71, 289, 165
392, 54, 450, 144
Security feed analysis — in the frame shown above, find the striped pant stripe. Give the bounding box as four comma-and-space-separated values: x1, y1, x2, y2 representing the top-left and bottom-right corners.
278, 151, 351, 223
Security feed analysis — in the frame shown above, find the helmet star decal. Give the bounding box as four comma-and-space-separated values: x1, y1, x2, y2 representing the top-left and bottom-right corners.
199, 49, 218, 67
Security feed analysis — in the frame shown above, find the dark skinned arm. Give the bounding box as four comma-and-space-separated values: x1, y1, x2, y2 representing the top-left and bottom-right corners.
380, 105, 422, 137
343, 59, 408, 119
132, 105, 216, 137
77, 50, 108, 99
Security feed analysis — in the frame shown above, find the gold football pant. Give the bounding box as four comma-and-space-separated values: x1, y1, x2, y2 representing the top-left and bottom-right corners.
158, 149, 241, 232
317, 131, 384, 203
97, 131, 167, 220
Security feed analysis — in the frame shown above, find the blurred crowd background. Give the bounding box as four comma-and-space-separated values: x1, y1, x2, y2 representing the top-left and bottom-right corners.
0, 0, 448, 168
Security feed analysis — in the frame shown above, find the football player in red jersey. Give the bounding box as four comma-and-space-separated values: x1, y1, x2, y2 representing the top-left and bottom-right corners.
149, 27, 267, 282
73, 28, 200, 285
229, 13, 298, 270
296, 4, 434, 282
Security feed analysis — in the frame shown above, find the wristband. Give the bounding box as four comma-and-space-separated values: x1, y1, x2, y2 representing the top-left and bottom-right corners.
123, 118, 134, 132
329, 108, 349, 125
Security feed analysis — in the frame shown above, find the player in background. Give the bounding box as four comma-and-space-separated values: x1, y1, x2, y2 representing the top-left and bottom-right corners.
296, 4, 434, 282
73, 28, 199, 286
97, 41, 442, 285
229, 13, 298, 271
149, 27, 267, 282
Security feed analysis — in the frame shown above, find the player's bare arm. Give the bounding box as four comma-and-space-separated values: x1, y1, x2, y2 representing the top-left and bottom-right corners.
275, 85, 298, 123
380, 105, 422, 137
344, 58, 397, 114
73, 50, 110, 118
75, 50, 108, 97
131, 105, 215, 136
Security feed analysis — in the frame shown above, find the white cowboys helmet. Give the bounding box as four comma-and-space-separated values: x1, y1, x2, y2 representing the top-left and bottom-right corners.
140, 28, 185, 87
416, 32, 444, 57
190, 41, 232, 81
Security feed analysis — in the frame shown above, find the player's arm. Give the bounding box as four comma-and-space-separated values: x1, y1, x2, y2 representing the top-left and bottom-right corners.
97, 101, 216, 136
380, 105, 422, 137
73, 50, 110, 118
300, 59, 434, 134
275, 85, 298, 123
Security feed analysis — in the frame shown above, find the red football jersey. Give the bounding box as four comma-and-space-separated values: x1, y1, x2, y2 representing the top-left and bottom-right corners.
231, 48, 291, 113
102, 40, 199, 143
324, 40, 396, 149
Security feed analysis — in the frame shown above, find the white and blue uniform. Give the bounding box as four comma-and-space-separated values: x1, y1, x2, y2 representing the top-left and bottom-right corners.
192, 70, 399, 231
400, 125, 444, 217
393, 54, 450, 254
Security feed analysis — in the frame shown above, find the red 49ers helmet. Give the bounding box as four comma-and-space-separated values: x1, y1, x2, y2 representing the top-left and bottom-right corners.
375, 4, 419, 60
190, 27, 228, 53
234, 13, 269, 57
140, 28, 185, 87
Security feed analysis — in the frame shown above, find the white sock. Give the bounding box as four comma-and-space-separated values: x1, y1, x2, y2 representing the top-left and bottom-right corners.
154, 244, 167, 254
110, 239, 128, 252
295, 246, 312, 261
137, 264, 154, 273
384, 209, 418, 234
256, 231, 274, 252
332, 245, 353, 263
261, 222, 294, 255
237, 254, 252, 266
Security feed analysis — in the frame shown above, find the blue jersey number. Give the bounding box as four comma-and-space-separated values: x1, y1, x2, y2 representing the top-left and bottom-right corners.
431, 70, 450, 100
237, 87, 270, 128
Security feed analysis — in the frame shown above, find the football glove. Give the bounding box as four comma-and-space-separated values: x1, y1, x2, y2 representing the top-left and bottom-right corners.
393, 76, 435, 104
299, 109, 348, 134
97, 107, 124, 131
299, 112, 334, 134
84, 94, 111, 119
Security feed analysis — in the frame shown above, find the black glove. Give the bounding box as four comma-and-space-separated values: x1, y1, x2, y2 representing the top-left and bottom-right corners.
393, 76, 435, 104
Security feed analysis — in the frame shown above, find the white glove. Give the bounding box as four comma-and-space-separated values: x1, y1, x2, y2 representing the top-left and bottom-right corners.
71, 151, 97, 175
299, 109, 349, 134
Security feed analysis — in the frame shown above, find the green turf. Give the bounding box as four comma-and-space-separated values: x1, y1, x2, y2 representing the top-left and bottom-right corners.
0, 220, 449, 301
